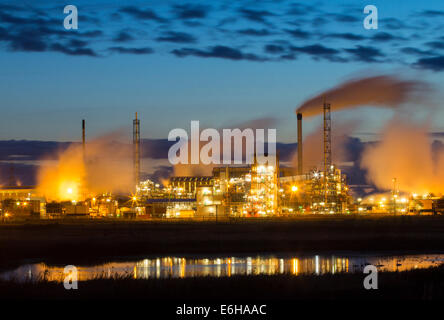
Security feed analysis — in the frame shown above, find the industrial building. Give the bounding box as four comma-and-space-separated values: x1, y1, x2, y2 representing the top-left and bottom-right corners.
3, 104, 443, 222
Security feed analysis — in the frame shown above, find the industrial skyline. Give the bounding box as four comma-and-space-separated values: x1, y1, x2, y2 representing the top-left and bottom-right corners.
1, 0, 444, 142
2, 1, 444, 305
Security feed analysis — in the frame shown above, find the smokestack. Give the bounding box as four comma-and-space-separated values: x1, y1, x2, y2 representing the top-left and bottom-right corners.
297, 113, 303, 175
133, 112, 140, 188
82, 119, 86, 153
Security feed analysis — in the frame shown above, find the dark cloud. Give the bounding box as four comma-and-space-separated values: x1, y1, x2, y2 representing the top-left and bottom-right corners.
173, 4, 209, 19
345, 45, 385, 63
425, 41, 444, 50
156, 31, 197, 43
380, 18, 406, 30
289, 44, 344, 62
182, 20, 203, 27
237, 28, 272, 36
9, 30, 47, 52
50, 43, 98, 57
264, 44, 285, 54
311, 16, 329, 27
279, 53, 296, 60
287, 3, 318, 16
171, 45, 267, 61
284, 28, 311, 39
0, 11, 57, 26
109, 46, 154, 55
371, 32, 404, 42
120, 6, 165, 22
420, 10, 444, 17
68, 39, 88, 48
113, 31, 134, 42
74, 30, 103, 38
290, 44, 338, 55
401, 47, 435, 56
324, 33, 365, 41
333, 13, 359, 23
217, 17, 237, 27
0, 8, 101, 56
239, 8, 274, 25
0, 4, 22, 12
415, 56, 444, 71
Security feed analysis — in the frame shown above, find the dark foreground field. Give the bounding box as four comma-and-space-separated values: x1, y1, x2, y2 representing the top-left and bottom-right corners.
1, 215, 444, 270
1, 266, 444, 300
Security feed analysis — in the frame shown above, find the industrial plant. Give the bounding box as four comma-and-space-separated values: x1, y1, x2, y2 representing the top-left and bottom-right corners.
1, 103, 443, 221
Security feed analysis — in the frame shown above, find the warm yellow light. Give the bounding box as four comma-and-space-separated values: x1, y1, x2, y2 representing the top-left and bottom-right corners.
67, 188, 73, 194
291, 185, 298, 192
132, 196, 137, 201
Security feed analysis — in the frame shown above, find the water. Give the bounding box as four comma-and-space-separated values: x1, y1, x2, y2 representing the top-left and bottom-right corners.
2, 253, 444, 282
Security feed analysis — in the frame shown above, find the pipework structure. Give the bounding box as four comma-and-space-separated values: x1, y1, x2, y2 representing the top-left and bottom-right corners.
133, 112, 140, 188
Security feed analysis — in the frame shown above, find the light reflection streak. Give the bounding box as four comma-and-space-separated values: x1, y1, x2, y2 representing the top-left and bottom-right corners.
2, 254, 444, 282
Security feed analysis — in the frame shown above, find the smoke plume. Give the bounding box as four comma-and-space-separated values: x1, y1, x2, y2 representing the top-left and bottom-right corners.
173, 117, 279, 177
361, 117, 444, 195
37, 131, 133, 201
296, 75, 426, 117
292, 119, 359, 171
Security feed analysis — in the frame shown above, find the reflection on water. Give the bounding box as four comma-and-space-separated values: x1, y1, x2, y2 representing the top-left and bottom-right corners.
2, 254, 444, 282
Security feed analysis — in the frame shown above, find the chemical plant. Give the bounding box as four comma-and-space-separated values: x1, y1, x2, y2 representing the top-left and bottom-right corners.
1, 104, 443, 220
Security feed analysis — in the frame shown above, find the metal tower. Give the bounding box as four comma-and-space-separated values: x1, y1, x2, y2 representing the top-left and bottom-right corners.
133, 112, 140, 188
323, 101, 331, 174
323, 100, 331, 206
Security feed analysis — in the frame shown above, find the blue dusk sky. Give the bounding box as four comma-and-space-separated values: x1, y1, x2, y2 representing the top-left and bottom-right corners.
1, 0, 444, 143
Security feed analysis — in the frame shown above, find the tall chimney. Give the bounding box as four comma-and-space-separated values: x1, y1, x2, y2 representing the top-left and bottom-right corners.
82, 119, 86, 153
297, 113, 303, 175
81, 119, 86, 200
133, 112, 140, 188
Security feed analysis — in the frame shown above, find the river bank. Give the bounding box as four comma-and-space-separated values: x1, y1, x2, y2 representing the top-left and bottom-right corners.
1, 215, 444, 270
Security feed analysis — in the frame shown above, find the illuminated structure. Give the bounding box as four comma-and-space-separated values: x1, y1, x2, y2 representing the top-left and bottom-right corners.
245, 155, 278, 216
133, 112, 141, 188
